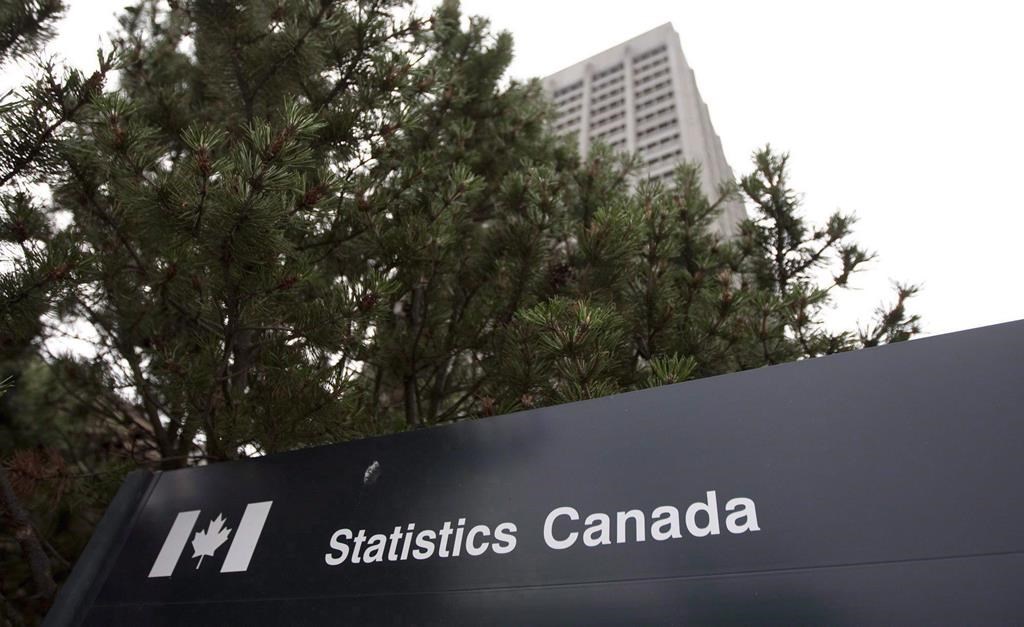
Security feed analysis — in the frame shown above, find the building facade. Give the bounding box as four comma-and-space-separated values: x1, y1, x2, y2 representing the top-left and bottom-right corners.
542, 23, 746, 238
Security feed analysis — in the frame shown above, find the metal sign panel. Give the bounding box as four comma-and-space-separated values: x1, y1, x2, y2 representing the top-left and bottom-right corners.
49, 321, 1024, 625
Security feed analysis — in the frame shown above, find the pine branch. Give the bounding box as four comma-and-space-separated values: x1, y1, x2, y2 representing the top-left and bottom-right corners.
0, 58, 111, 188
403, 280, 426, 427
247, 0, 335, 100
0, 0, 64, 63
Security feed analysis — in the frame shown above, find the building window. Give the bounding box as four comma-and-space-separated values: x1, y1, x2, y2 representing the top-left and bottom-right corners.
637, 117, 679, 139
592, 62, 624, 81
632, 44, 667, 65
552, 80, 582, 99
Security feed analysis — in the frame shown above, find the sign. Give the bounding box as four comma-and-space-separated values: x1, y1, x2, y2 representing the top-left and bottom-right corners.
47, 321, 1024, 625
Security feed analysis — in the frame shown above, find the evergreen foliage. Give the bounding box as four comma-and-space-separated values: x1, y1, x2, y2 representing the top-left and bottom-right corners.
0, 1, 63, 63
0, 0, 918, 620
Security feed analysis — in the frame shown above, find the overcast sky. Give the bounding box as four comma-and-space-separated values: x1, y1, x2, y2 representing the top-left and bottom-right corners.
8, 0, 1023, 338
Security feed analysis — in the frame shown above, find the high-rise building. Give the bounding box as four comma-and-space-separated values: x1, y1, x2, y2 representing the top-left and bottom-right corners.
542, 23, 746, 238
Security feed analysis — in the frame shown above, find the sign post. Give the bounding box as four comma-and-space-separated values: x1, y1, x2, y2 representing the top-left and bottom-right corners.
46, 321, 1024, 625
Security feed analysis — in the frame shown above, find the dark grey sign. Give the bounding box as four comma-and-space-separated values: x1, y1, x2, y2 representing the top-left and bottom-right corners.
48, 321, 1024, 625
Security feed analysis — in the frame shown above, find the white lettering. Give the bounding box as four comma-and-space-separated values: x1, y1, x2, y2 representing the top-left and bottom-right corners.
685, 491, 721, 537
412, 529, 436, 560
362, 533, 388, 563
616, 509, 646, 543
492, 522, 518, 554
583, 513, 611, 547
650, 506, 682, 541
465, 524, 491, 556
725, 497, 760, 533
324, 528, 352, 566
544, 506, 579, 549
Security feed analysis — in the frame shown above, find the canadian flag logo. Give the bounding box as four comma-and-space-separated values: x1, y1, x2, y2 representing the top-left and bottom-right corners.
148, 501, 273, 578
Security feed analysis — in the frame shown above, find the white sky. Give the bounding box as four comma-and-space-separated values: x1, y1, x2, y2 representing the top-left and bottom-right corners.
7, 0, 1024, 338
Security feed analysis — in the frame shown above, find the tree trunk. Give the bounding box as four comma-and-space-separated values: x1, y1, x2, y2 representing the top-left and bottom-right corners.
0, 465, 56, 599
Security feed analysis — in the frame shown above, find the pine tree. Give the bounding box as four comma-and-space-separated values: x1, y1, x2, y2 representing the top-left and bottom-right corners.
6, 0, 921, 465
27, 0, 591, 461
0, 3, 117, 618
482, 146, 920, 410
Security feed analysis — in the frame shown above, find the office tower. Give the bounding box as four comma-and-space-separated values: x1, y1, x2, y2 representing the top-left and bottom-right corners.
542, 23, 746, 238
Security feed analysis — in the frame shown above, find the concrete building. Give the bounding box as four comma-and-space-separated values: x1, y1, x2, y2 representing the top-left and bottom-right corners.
542, 23, 746, 238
